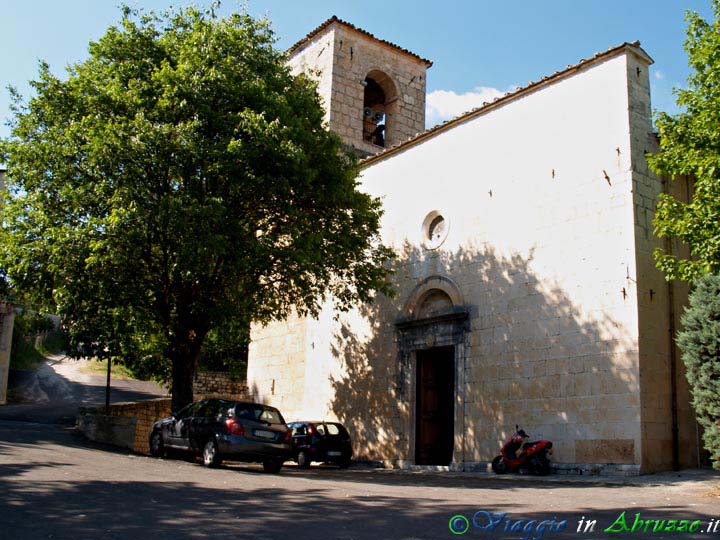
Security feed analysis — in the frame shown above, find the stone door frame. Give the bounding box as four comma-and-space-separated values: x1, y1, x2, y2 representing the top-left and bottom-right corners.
395, 276, 469, 468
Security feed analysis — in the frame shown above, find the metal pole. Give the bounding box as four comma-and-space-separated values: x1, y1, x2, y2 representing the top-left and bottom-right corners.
105, 356, 111, 415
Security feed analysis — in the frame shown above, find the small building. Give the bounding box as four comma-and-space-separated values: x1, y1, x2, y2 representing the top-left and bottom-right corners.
248, 17, 698, 473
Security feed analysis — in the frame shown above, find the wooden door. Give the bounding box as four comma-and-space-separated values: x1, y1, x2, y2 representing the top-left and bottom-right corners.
415, 347, 454, 465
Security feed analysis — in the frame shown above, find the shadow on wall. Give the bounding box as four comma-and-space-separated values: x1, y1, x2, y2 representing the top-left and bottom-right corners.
330, 241, 638, 467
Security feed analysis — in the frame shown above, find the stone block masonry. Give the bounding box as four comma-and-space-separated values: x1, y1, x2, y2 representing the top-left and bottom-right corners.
193, 371, 249, 401
77, 374, 251, 455
0, 303, 15, 405
252, 42, 697, 473
286, 18, 430, 157
78, 398, 171, 455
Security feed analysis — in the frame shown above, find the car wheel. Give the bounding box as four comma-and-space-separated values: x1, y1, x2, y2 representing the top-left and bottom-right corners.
202, 439, 221, 468
338, 457, 351, 469
491, 455, 508, 474
149, 430, 165, 458
263, 458, 283, 474
297, 451, 310, 469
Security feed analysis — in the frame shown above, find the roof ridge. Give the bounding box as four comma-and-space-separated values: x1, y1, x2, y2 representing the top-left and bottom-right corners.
287, 15, 433, 67
361, 41, 652, 167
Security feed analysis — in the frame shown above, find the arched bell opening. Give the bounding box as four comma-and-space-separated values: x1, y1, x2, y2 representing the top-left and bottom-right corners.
362, 70, 398, 148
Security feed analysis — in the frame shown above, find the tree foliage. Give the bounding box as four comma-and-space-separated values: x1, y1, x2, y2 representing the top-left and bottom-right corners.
0, 6, 392, 410
677, 274, 720, 469
197, 315, 249, 379
648, 1, 720, 282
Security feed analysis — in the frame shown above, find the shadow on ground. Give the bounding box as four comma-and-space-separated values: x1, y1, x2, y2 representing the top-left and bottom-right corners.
1, 476, 712, 540
0, 422, 716, 540
276, 462, 720, 490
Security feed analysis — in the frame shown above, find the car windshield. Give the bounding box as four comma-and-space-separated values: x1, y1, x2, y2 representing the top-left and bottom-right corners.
234, 405, 285, 425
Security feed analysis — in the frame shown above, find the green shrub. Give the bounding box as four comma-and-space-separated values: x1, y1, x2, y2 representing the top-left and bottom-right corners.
677, 274, 720, 469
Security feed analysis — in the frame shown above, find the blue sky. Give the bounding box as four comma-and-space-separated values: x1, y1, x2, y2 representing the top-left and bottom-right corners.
0, 0, 715, 139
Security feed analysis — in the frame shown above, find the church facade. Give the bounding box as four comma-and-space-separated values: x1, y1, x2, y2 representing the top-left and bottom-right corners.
247, 17, 699, 474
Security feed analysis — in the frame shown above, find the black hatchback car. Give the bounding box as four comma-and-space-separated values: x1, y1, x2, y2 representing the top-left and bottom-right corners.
287, 421, 353, 468
149, 399, 291, 473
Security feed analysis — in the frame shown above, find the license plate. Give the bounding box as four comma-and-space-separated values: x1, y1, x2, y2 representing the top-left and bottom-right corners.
327, 451, 342, 456
254, 429, 275, 440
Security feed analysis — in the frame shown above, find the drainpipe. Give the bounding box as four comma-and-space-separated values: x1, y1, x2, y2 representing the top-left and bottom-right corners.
461, 344, 466, 472
662, 176, 680, 471
667, 270, 680, 471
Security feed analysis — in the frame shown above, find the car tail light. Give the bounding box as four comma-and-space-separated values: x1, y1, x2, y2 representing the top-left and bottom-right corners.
225, 418, 244, 436
307, 424, 315, 436
284, 429, 292, 443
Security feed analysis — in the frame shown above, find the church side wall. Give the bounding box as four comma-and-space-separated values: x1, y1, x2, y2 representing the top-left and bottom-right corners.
625, 52, 697, 471
247, 312, 308, 415
252, 33, 338, 417
667, 180, 697, 468
339, 52, 644, 470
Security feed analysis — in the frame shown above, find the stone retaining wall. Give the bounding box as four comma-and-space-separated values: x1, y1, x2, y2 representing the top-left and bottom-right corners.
77, 374, 250, 455
77, 398, 171, 455
194, 371, 249, 401
77, 377, 251, 455
0, 303, 15, 405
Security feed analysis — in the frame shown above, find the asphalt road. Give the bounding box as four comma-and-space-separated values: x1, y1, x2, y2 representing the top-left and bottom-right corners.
1, 420, 718, 540
2, 355, 166, 424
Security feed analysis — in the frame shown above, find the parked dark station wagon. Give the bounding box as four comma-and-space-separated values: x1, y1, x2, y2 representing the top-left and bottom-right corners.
287, 421, 353, 468
149, 398, 291, 473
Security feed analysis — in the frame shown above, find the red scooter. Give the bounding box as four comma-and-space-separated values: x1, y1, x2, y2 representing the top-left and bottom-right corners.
491, 426, 553, 475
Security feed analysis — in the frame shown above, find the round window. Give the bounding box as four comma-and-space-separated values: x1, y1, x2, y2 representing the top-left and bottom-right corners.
421, 210, 449, 249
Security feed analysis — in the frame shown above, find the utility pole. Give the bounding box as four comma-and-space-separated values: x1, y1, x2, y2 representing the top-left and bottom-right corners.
105, 356, 111, 414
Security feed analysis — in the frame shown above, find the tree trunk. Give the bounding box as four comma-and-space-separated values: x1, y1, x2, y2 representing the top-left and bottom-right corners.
170, 352, 195, 413
169, 330, 206, 412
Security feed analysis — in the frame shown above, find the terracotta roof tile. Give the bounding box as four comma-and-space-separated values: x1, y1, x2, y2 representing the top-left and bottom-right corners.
361, 41, 652, 167
287, 15, 433, 67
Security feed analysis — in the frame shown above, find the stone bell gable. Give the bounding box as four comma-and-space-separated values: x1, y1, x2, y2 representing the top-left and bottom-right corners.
287, 16, 431, 157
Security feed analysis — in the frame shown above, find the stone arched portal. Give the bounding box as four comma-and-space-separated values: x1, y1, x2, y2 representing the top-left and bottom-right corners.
395, 276, 469, 467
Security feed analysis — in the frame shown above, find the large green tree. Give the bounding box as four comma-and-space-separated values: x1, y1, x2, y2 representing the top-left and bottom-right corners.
0, 6, 391, 410
648, 0, 720, 282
